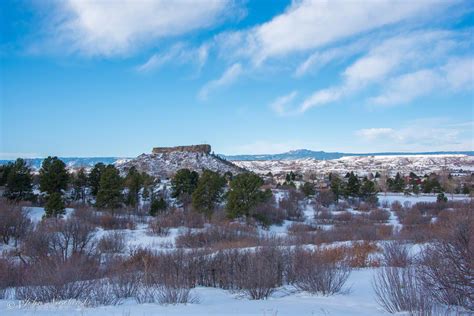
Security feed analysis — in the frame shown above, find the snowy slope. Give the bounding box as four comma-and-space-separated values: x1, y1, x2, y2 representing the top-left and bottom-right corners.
234, 154, 474, 177
116, 152, 244, 178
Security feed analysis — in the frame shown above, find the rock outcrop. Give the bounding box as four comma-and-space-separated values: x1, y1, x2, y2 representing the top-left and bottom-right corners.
152, 144, 211, 155
116, 145, 244, 178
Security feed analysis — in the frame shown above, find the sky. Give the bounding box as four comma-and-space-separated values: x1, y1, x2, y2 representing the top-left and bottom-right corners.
1, 0, 473, 159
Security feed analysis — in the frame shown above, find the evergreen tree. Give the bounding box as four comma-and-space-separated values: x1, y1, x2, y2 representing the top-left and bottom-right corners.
149, 197, 167, 216
436, 192, 448, 203
124, 167, 143, 209
88, 163, 105, 197
39, 156, 69, 194
96, 165, 123, 210
330, 174, 343, 202
44, 192, 65, 218
388, 172, 405, 192
171, 169, 199, 204
0, 164, 13, 186
359, 177, 378, 203
192, 170, 226, 216
301, 182, 315, 197
421, 174, 442, 193
345, 172, 360, 198
72, 168, 88, 202
3, 158, 33, 201
226, 173, 269, 218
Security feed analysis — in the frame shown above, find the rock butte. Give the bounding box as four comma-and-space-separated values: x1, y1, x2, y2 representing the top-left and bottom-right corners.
152, 144, 211, 155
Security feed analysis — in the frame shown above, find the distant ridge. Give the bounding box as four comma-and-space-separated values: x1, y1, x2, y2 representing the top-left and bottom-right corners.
222, 149, 474, 161
1, 150, 473, 169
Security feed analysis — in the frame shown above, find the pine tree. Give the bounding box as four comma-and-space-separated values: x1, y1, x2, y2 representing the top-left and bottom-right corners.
226, 173, 268, 218
192, 170, 226, 216
171, 169, 199, 204
39, 156, 69, 194
96, 165, 123, 210
3, 158, 33, 201
72, 168, 88, 202
150, 197, 167, 216
0, 164, 12, 186
124, 166, 143, 209
88, 163, 105, 197
44, 192, 65, 218
330, 174, 343, 202
345, 172, 360, 198
301, 182, 315, 197
388, 172, 405, 192
359, 177, 378, 204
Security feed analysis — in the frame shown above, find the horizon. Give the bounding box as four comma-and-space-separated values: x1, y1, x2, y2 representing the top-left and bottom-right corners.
1, 0, 473, 159
1, 147, 473, 161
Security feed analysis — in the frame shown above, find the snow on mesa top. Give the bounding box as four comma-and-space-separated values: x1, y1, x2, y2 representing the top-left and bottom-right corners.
116, 145, 243, 178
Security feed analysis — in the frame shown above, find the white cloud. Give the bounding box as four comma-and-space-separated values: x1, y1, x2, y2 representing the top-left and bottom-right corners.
355, 119, 474, 151
198, 63, 243, 100
294, 38, 370, 77
356, 128, 396, 141
136, 43, 210, 73
270, 91, 298, 116
49, 0, 233, 56
221, 0, 449, 64
369, 69, 442, 106
443, 57, 474, 90
369, 56, 473, 106
299, 88, 343, 112
297, 31, 472, 111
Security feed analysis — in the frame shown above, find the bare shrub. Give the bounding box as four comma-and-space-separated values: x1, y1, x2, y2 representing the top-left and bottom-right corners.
279, 189, 304, 221
390, 201, 403, 213
16, 254, 100, 302
235, 247, 285, 299
368, 208, 390, 223
346, 241, 380, 268
98, 213, 136, 230
316, 190, 335, 207
0, 257, 22, 298
287, 222, 317, 234
373, 267, 433, 315
98, 231, 126, 253
20, 217, 97, 262
175, 222, 259, 249
417, 209, 473, 311
333, 211, 353, 223
148, 218, 171, 236
314, 208, 333, 224
135, 285, 197, 305
88, 279, 120, 306
381, 241, 411, 267
250, 197, 286, 226
0, 200, 32, 245
290, 248, 351, 295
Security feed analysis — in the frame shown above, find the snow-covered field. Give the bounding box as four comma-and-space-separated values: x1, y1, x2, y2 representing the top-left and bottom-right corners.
0, 269, 385, 316
1, 194, 471, 316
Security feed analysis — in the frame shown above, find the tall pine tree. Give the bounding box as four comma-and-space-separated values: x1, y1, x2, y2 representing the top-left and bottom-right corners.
3, 158, 33, 201
39, 156, 69, 194
96, 165, 123, 210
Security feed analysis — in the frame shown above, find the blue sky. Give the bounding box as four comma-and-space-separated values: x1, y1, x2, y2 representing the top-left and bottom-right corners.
1, 0, 473, 158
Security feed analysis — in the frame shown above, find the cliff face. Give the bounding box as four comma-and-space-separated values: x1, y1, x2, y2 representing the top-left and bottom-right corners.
152, 144, 211, 155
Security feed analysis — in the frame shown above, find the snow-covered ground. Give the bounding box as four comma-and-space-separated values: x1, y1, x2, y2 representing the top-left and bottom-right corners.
377, 193, 471, 206
0, 269, 387, 316
1, 193, 471, 315
234, 154, 474, 177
